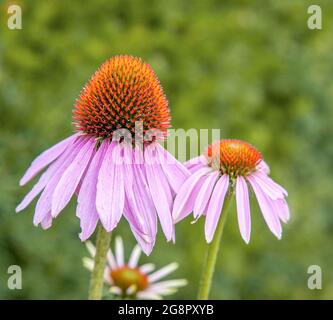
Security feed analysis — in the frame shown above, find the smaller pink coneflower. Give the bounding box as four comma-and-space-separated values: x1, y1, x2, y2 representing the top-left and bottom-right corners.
83, 237, 187, 300
172, 139, 290, 243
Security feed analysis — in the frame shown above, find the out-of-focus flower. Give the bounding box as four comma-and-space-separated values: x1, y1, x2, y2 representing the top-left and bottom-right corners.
173, 139, 290, 243
16, 55, 189, 255
83, 237, 187, 299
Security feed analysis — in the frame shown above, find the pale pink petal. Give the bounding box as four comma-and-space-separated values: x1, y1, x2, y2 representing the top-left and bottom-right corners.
155, 143, 190, 193
193, 170, 219, 218
96, 142, 125, 232
148, 262, 178, 283
145, 145, 173, 241
174, 177, 207, 223
149, 279, 187, 289
115, 236, 124, 266
128, 245, 142, 268
124, 195, 155, 256
51, 137, 95, 217
124, 191, 155, 255
107, 249, 117, 270
33, 138, 86, 226
20, 133, 79, 186
184, 155, 208, 173
256, 159, 270, 174
205, 175, 229, 243
172, 166, 213, 222
148, 279, 187, 295
123, 148, 157, 254
272, 198, 290, 223
247, 175, 282, 239
77, 141, 108, 241
137, 291, 162, 300
251, 171, 287, 199
16, 160, 59, 213
140, 263, 155, 274
236, 176, 251, 243
40, 212, 53, 230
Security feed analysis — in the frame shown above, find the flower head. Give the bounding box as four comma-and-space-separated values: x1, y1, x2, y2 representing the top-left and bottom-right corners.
83, 237, 187, 299
173, 139, 289, 243
16, 56, 189, 254
73, 56, 170, 141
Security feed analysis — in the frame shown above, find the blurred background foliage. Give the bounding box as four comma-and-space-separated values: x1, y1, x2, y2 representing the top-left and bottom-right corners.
0, 0, 332, 299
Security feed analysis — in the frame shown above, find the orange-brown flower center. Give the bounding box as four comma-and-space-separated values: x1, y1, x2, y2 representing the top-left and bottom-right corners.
110, 265, 149, 293
205, 139, 261, 177
73, 55, 170, 141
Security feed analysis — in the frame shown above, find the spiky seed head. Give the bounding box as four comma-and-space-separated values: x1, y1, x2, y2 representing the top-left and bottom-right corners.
73, 55, 170, 142
205, 139, 262, 177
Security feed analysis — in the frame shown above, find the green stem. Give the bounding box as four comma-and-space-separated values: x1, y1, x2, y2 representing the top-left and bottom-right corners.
88, 224, 112, 300
197, 190, 234, 300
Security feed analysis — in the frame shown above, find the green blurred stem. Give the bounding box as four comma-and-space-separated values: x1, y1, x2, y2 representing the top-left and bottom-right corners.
197, 190, 234, 300
88, 224, 111, 300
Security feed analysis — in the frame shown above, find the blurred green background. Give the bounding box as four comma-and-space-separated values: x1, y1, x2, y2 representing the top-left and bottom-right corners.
0, 0, 332, 299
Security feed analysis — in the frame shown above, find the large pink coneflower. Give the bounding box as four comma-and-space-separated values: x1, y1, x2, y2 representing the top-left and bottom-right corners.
16, 55, 189, 256
172, 139, 290, 299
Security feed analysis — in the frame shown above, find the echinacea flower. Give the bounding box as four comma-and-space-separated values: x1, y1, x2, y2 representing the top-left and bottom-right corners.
16, 55, 189, 255
83, 237, 187, 299
172, 139, 290, 243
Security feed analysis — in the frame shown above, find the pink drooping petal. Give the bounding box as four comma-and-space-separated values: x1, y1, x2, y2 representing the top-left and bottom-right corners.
77, 141, 108, 241
132, 164, 159, 254
20, 133, 79, 186
96, 142, 125, 232
51, 137, 95, 217
236, 176, 251, 243
172, 166, 213, 222
193, 170, 219, 219
33, 138, 86, 226
123, 178, 155, 255
184, 155, 208, 173
256, 159, 270, 174
123, 144, 157, 248
145, 144, 173, 241
251, 171, 287, 199
247, 174, 282, 239
40, 212, 53, 230
272, 198, 290, 223
175, 177, 207, 223
16, 160, 59, 213
125, 219, 154, 256
155, 143, 190, 193
205, 175, 229, 243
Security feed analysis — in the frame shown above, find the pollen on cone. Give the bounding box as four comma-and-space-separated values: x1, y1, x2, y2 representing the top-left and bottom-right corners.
73, 55, 171, 140
205, 139, 262, 177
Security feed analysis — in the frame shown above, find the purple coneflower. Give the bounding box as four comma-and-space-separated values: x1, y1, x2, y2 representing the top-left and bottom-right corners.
173, 139, 289, 243
16, 56, 189, 256
84, 237, 187, 299
172, 139, 290, 299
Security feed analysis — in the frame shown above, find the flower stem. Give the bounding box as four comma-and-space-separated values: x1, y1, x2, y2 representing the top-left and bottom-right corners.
197, 190, 234, 300
88, 224, 111, 300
